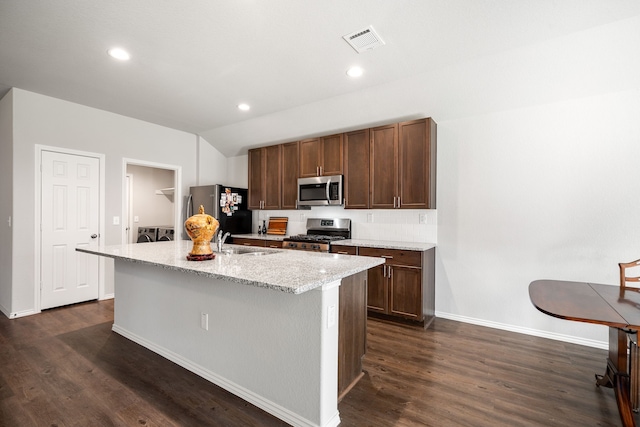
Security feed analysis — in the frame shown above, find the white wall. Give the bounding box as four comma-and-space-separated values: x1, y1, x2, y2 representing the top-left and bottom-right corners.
197, 135, 228, 186
0, 90, 13, 316
127, 164, 175, 235
209, 15, 640, 346
226, 154, 248, 188
7, 89, 211, 316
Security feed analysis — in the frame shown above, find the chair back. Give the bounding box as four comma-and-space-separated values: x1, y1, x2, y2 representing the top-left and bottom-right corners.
619, 258, 640, 292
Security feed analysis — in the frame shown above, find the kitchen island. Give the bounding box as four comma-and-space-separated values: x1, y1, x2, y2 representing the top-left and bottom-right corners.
77, 240, 383, 427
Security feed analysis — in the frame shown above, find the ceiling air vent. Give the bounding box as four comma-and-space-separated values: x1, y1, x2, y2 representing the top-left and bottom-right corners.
342, 25, 385, 53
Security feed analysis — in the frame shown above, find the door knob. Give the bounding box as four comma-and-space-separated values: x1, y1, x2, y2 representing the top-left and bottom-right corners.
91, 234, 98, 239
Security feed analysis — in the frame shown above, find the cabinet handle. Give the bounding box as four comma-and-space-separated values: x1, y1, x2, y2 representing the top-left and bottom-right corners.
336, 251, 350, 255
243, 243, 252, 246
393, 196, 396, 208
397, 196, 400, 208
383, 265, 387, 277
319, 166, 323, 176
389, 266, 393, 280
381, 255, 394, 259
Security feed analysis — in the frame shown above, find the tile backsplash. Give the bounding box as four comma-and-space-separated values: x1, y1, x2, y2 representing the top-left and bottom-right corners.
253, 207, 437, 243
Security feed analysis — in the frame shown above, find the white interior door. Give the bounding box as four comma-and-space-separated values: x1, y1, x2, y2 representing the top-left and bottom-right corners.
41, 150, 100, 309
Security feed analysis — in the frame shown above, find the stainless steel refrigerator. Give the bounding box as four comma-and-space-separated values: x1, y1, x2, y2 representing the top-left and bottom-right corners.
187, 185, 252, 236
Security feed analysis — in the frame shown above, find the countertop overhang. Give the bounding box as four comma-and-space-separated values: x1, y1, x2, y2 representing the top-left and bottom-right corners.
77, 240, 384, 294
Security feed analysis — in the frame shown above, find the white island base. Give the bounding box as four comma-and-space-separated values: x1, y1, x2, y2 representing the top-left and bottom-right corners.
113, 259, 341, 427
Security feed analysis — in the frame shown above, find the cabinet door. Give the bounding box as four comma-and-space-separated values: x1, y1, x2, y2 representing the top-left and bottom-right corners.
344, 129, 370, 209
370, 123, 398, 209
263, 145, 282, 210
366, 265, 388, 313
389, 265, 422, 320
299, 138, 321, 177
281, 142, 299, 209
247, 148, 264, 210
320, 133, 343, 176
398, 118, 436, 209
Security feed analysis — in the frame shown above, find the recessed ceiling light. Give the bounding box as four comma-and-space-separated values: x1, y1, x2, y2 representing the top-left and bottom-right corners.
107, 48, 130, 61
346, 67, 363, 78
237, 103, 250, 111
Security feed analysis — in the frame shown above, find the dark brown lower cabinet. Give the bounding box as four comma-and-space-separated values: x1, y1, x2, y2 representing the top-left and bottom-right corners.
359, 246, 435, 327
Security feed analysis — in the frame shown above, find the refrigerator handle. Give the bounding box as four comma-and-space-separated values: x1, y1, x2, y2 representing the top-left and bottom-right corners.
186, 194, 193, 220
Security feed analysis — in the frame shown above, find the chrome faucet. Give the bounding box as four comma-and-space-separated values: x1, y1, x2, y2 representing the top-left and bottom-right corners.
217, 230, 231, 252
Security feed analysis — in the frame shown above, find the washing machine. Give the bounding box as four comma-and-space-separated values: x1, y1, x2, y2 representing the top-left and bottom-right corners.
156, 227, 175, 241
137, 227, 158, 243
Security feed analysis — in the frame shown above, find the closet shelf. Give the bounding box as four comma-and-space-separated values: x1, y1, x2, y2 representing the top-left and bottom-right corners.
155, 187, 174, 195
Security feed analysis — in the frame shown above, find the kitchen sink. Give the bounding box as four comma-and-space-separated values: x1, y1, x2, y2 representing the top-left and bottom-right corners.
217, 247, 276, 256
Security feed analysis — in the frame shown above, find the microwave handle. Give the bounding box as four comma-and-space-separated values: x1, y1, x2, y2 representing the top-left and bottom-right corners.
326, 178, 331, 202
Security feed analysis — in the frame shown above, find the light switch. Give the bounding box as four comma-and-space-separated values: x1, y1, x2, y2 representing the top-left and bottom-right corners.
134, 216, 139, 223
113, 216, 120, 225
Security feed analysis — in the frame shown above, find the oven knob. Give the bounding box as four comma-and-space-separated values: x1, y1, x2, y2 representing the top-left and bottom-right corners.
301, 243, 307, 249
312, 244, 319, 250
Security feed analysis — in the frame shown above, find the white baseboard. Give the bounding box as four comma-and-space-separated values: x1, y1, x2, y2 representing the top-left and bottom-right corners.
6, 308, 40, 319
435, 311, 608, 350
99, 293, 114, 300
111, 324, 335, 427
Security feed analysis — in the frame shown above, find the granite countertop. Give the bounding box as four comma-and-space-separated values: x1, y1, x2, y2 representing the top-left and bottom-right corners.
232, 233, 288, 241
332, 239, 437, 252
77, 240, 383, 294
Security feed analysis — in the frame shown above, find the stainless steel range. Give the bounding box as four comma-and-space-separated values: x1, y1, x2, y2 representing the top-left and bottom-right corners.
283, 218, 351, 252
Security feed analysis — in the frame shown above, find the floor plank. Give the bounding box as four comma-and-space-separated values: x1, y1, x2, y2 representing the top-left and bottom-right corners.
0, 300, 635, 426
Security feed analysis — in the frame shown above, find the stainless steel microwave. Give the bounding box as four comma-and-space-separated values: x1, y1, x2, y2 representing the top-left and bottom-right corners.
298, 175, 343, 207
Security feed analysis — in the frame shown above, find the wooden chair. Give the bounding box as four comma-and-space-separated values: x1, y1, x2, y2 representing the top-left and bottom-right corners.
619, 258, 640, 413
620, 259, 640, 292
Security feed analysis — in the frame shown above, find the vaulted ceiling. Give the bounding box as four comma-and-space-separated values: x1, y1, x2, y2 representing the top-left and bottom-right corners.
2, 1, 639, 156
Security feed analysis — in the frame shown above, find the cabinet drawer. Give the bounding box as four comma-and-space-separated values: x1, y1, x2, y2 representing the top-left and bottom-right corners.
231, 238, 267, 247
358, 247, 422, 267
331, 246, 358, 255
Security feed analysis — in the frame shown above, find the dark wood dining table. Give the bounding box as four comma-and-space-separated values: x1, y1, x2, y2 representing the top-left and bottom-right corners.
529, 279, 640, 427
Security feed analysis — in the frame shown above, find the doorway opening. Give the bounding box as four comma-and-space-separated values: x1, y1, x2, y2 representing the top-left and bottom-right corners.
122, 159, 182, 245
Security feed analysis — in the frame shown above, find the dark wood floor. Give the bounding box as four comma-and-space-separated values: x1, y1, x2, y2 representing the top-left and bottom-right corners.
0, 299, 634, 426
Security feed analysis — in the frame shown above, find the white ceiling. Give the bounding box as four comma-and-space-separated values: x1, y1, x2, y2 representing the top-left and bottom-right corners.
1, 0, 640, 156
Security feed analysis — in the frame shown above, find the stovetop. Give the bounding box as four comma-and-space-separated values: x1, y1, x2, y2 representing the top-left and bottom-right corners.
282, 218, 351, 246
285, 234, 347, 244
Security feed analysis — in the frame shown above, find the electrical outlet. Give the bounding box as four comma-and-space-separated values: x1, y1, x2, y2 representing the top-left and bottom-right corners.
200, 313, 209, 330
367, 213, 374, 223
419, 213, 428, 224
300, 213, 306, 221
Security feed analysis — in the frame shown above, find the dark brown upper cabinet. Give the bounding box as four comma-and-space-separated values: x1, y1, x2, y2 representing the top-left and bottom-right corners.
370, 123, 399, 209
299, 134, 343, 177
343, 128, 370, 209
398, 118, 436, 209
281, 141, 299, 210
248, 145, 281, 210
369, 118, 436, 209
